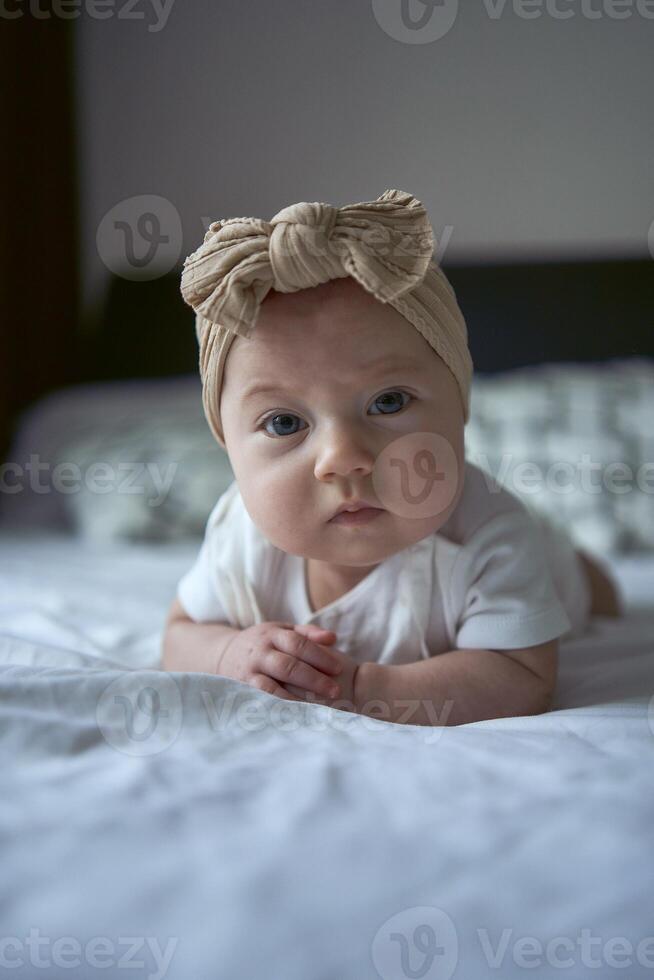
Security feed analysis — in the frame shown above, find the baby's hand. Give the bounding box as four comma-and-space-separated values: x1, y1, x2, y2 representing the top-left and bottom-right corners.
217, 621, 342, 702
283, 627, 360, 712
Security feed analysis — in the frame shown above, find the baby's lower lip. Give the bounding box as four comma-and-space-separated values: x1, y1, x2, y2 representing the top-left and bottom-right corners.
329, 507, 385, 526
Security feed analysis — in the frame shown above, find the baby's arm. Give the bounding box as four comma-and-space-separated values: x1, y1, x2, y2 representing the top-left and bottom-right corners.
354, 640, 559, 727
162, 597, 240, 674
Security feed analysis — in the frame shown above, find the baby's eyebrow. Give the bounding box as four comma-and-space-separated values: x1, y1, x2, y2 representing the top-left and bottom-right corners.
365, 355, 423, 373
242, 358, 423, 401
243, 382, 294, 401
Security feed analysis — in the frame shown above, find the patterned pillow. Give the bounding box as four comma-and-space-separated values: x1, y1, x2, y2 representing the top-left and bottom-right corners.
55, 417, 233, 543
465, 358, 654, 554
2, 375, 234, 543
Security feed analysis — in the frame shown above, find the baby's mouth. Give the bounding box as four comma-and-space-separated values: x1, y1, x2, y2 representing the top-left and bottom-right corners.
328, 506, 385, 527
329, 497, 383, 519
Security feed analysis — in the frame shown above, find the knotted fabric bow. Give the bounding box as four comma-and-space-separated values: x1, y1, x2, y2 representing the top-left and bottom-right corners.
180, 188, 473, 448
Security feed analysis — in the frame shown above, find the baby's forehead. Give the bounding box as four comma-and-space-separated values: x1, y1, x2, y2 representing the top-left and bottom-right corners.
229, 326, 441, 394
241, 315, 419, 368
227, 278, 441, 380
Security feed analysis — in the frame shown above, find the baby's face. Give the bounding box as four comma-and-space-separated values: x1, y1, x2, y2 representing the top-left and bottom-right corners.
220, 277, 465, 568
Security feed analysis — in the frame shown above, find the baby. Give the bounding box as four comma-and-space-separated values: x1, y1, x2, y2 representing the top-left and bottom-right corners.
162, 189, 622, 726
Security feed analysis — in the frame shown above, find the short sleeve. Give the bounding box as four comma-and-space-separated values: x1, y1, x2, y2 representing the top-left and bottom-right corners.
175, 484, 241, 623
445, 511, 572, 650
175, 480, 271, 628
176, 534, 229, 623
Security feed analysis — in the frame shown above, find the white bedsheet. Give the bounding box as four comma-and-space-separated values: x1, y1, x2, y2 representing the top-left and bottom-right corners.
1, 529, 654, 979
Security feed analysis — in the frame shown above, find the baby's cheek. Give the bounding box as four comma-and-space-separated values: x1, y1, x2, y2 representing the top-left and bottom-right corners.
371, 430, 462, 524
241, 477, 310, 548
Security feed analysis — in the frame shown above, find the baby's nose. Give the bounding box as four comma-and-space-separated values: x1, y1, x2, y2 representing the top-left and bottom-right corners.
313, 424, 377, 481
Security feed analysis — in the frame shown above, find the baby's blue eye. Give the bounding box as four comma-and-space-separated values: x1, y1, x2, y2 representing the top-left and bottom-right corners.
369, 391, 410, 415
263, 413, 307, 437
260, 391, 411, 438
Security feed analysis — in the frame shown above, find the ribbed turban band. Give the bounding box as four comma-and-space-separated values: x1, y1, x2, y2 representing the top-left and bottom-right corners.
180, 188, 473, 449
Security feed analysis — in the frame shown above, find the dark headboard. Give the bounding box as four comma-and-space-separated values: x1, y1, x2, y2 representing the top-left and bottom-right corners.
77, 258, 654, 384
444, 258, 654, 372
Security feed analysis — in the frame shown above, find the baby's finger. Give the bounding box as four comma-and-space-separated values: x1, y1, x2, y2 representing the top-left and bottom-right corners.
251, 673, 304, 702
273, 627, 341, 676
284, 682, 331, 704
265, 645, 341, 699
293, 624, 337, 644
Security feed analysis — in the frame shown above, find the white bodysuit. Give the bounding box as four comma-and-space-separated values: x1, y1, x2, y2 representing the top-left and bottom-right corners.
176, 461, 592, 666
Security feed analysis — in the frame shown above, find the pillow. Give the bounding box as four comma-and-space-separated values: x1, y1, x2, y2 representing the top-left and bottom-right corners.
465, 358, 654, 554
54, 416, 234, 543
1, 375, 234, 542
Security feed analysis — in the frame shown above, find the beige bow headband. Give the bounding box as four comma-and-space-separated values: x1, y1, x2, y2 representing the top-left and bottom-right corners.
180, 188, 473, 449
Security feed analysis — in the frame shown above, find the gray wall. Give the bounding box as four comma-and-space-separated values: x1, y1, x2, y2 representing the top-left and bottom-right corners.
75, 0, 654, 315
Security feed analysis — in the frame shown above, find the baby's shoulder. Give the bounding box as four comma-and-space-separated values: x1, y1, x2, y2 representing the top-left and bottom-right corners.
205, 478, 243, 532
204, 479, 283, 578
437, 459, 532, 547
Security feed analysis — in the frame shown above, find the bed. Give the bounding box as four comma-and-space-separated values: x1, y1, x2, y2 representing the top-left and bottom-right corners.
2, 259, 653, 979
1, 529, 654, 978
